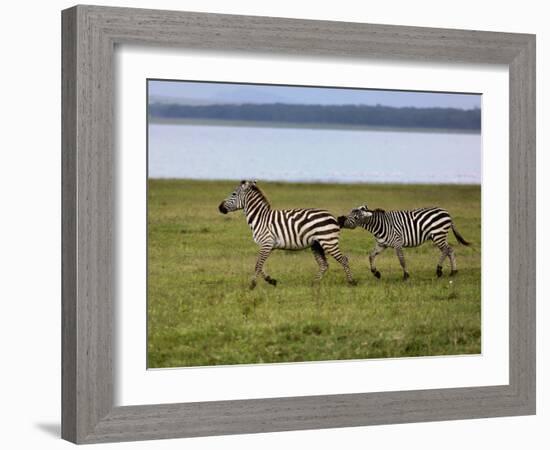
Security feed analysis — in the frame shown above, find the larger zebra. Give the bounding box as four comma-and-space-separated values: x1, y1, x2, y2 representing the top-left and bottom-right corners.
337, 204, 470, 280
218, 180, 356, 289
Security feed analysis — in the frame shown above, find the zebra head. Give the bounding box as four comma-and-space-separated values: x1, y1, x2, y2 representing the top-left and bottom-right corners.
337, 204, 373, 229
218, 180, 256, 214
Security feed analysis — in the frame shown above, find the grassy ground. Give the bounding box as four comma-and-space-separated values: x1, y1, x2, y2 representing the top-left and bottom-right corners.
147, 180, 481, 368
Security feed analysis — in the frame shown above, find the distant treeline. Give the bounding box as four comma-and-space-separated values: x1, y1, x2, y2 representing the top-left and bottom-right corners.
148, 103, 481, 131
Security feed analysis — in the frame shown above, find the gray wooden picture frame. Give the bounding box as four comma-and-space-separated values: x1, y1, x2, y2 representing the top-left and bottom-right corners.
61, 4, 536, 444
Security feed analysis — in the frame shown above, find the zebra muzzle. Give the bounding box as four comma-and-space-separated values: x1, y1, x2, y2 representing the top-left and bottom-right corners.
218, 203, 228, 214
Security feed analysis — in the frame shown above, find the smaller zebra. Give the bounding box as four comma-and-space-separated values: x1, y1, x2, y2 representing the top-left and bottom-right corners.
337, 204, 470, 280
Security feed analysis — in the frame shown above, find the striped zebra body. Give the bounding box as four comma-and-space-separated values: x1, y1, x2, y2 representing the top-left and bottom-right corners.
338, 205, 469, 279
250, 208, 340, 250
219, 180, 355, 288
362, 207, 452, 248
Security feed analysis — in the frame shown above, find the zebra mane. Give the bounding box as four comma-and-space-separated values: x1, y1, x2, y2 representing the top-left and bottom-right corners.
249, 184, 271, 208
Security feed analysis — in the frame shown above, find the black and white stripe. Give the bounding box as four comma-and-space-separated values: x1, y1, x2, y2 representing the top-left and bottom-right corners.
219, 180, 355, 288
338, 204, 470, 279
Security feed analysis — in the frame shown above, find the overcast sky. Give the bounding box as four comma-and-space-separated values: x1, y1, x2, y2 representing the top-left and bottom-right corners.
148, 80, 481, 109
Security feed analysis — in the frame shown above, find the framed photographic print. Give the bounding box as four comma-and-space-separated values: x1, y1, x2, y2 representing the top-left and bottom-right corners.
62, 5, 536, 444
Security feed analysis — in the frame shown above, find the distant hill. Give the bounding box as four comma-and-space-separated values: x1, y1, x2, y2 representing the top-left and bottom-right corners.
148, 103, 481, 131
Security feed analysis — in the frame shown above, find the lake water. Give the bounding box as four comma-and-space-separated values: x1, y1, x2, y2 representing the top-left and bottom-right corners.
148, 124, 481, 184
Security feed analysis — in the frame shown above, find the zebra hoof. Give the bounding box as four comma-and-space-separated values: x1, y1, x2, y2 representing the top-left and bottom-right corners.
372, 270, 381, 279
436, 266, 443, 277
403, 272, 410, 281
450, 270, 458, 277
249, 280, 257, 290
348, 279, 358, 286
266, 277, 277, 286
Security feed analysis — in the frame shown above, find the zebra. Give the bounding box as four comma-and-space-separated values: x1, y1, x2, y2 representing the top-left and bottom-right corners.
218, 180, 356, 289
337, 204, 470, 280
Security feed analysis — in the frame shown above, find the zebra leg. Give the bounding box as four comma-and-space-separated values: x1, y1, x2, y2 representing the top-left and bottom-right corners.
369, 243, 386, 279
436, 246, 448, 277
395, 247, 409, 280
448, 246, 458, 276
250, 244, 275, 289
434, 235, 455, 277
262, 269, 278, 286
311, 243, 329, 281
322, 242, 356, 285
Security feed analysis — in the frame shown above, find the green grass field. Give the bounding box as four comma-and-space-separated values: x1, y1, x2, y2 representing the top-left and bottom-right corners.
147, 180, 481, 368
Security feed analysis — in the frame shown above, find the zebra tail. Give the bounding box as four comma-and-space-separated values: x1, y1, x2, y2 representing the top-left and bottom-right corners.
337, 216, 347, 228
451, 223, 470, 246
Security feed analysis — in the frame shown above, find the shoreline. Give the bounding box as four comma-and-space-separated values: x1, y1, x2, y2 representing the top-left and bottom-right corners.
148, 117, 481, 135
146, 178, 482, 187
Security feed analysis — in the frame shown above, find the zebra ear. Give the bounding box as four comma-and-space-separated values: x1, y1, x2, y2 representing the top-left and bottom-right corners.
240, 180, 246, 185
252, 180, 257, 185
